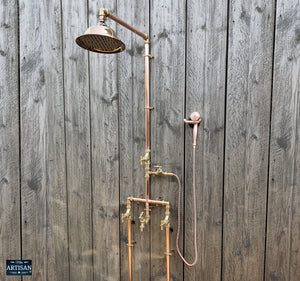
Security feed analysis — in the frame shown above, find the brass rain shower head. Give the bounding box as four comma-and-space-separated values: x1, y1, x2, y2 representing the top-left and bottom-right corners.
76, 8, 148, 54
75, 23, 126, 53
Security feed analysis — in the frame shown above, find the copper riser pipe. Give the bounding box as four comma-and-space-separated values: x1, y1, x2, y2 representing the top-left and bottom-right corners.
110, 12, 171, 280
125, 197, 171, 281
144, 41, 151, 219
128, 219, 133, 281
166, 226, 171, 281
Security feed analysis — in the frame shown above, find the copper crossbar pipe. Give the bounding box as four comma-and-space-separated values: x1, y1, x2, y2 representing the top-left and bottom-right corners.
166, 226, 171, 281
130, 197, 169, 206
127, 219, 133, 281
107, 12, 148, 40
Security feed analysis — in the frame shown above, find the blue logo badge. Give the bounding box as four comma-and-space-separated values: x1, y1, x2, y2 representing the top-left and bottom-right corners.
6, 260, 32, 275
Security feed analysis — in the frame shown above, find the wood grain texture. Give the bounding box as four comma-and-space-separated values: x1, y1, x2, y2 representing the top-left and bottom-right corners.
20, 0, 68, 279
1, 0, 300, 280
88, 1, 120, 280
223, 0, 275, 280
117, 0, 150, 280
0, 0, 21, 280
265, 0, 300, 280
150, 0, 186, 280
42, 0, 69, 279
61, 0, 92, 280
19, 0, 55, 279
19, 0, 68, 279
184, 0, 227, 280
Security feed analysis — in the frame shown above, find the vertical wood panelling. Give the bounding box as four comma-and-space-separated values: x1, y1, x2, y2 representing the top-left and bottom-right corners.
185, 0, 227, 280
42, 0, 69, 279
0, 0, 21, 280
117, 1, 150, 280
223, 0, 275, 280
1, 0, 300, 280
150, 1, 186, 280
88, 1, 120, 280
20, 0, 68, 279
19, 0, 55, 279
265, 1, 300, 280
61, 0, 92, 280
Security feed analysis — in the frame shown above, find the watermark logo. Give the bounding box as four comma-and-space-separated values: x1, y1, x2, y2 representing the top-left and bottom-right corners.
6, 260, 32, 275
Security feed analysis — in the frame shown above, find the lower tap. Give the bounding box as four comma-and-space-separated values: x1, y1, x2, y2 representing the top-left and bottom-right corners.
139, 211, 150, 232
160, 204, 170, 230
121, 198, 132, 223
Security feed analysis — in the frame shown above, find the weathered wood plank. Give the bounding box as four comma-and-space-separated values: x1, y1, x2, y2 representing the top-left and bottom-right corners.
184, 0, 227, 279
265, 1, 300, 280
0, 0, 21, 280
117, 0, 151, 280
42, 0, 69, 279
20, 0, 54, 279
223, 0, 275, 280
150, 1, 186, 280
88, 1, 120, 280
61, 0, 92, 280
20, 0, 68, 279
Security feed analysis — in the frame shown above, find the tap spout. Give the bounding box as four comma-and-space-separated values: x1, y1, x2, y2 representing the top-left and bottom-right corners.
139, 211, 150, 232
161, 204, 170, 230
121, 198, 132, 223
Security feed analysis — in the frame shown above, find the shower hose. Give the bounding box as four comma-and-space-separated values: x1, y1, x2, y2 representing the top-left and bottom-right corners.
170, 146, 198, 267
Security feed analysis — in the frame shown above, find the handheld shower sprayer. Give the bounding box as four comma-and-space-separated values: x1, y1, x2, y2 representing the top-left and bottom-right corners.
174, 112, 201, 267
184, 112, 202, 148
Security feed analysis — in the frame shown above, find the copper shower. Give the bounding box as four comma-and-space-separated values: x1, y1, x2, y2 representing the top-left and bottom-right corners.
76, 8, 200, 281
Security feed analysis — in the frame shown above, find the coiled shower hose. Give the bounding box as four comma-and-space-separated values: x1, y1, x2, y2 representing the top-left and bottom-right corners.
171, 146, 198, 267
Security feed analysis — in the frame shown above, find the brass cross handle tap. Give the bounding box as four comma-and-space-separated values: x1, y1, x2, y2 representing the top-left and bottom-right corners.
153, 165, 163, 174
139, 211, 150, 232
140, 150, 150, 165
161, 204, 170, 230
121, 198, 132, 223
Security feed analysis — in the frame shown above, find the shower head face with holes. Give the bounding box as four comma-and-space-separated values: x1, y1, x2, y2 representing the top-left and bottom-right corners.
75, 24, 125, 54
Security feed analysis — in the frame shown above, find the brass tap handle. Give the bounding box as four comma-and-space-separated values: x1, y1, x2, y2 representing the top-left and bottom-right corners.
139, 211, 144, 219
140, 151, 150, 166
140, 155, 144, 165
122, 212, 131, 223
151, 165, 169, 176
161, 204, 170, 230
160, 218, 170, 230
160, 221, 164, 231
121, 200, 132, 223
139, 211, 145, 232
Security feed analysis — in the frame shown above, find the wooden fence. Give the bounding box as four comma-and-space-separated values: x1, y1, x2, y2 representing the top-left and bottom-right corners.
0, 0, 299, 280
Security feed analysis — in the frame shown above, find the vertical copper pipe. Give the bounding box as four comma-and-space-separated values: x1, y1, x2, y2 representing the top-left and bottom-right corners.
144, 41, 150, 218
166, 226, 171, 281
145, 42, 150, 150
128, 219, 133, 281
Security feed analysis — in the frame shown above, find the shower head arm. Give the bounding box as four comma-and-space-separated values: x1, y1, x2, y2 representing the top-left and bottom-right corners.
100, 8, 148, 41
